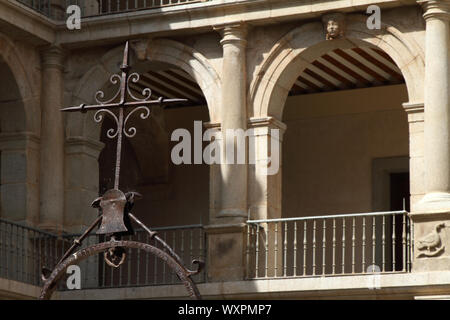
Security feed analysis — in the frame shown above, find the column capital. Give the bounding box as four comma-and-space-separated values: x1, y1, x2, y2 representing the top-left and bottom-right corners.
403, 102, 424, 114
418, 0, 450, 21
214, 22, 247, 48
248, 116, 287, 132
65, 136, 105, 159
0, 132, 40, 151
40, 45, 66, 70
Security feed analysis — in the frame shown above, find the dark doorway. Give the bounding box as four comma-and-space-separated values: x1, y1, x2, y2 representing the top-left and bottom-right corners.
390, 172, 410, 212
390, 172, 410, 271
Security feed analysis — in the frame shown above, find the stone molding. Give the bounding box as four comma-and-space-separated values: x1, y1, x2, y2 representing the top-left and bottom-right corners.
214, 22, 247, 48
248, 117, 287, 131
40, 45, 66, 70
65, 136, 105, 158
204, 118, 287, 132
418, 0, 450, 21
204, 222, 247, 234
0, 132, 40, 151
403, 102, 424, 123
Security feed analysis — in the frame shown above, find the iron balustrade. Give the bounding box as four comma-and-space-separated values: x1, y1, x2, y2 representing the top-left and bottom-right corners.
16, 0, 208, 20
0, 218, 205, 289
0, 218, 65, 287
60, 224, 206, 290
246, 211, 413, 279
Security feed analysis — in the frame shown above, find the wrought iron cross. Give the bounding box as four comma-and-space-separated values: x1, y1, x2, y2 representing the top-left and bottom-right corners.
40, 41, 202, 300
62, 41, 186, 190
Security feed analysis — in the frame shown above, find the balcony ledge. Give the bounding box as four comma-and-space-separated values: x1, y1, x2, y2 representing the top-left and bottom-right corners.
54, 271, 450, 300
2, 0, 417, 47
0, 277, 41, 300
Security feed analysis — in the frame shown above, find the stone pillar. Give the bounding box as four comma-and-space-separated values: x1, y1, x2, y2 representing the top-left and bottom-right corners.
205, 23, 248, 281
0, 132, 40, 225
416, 0, 450, 212
247, 117, 286, 221
403, 103, 425, 212
64, 136, 104, 234
38, 46, 65, 233
411, 1, 450, 272
247, 117, 285, 278
213, 22, 248, 222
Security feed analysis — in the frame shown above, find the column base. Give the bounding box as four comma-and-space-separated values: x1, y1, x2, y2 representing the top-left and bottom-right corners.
204, 223, 247, 281
415, 192, 450, 213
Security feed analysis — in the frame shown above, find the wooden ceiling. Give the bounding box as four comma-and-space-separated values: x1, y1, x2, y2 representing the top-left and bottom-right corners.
129, 46, 404, 107
129, 68, 205, 108
289, 47, 404, 95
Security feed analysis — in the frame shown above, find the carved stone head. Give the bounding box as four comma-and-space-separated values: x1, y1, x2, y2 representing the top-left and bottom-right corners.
322, 13, 346, 40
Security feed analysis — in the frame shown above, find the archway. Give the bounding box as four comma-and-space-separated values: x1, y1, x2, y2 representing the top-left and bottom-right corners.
248, 14, 423, 278
0, 33, 39, 225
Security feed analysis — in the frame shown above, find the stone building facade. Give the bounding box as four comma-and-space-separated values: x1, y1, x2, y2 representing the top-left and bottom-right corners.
1, 0, 450, 299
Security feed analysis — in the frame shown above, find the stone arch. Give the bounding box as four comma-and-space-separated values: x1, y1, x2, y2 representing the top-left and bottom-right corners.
249, 14, 424, 119
0, 32, 38, 134
144, 38, 221, 122
65, 40, 219, 231
0, 33, 40, 224
69, 38, 221, 141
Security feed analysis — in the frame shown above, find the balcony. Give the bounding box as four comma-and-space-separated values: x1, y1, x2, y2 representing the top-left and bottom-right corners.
0, 210, 414, 298
0, 218, 205, 294
246, 211, 413, 279
16, 0, 208, 20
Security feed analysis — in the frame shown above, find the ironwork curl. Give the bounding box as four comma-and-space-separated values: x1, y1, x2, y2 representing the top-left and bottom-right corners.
127, 72, 152, 101
95, 74, 122, 105
123, 106, 151, 138
94, 108, 120, 139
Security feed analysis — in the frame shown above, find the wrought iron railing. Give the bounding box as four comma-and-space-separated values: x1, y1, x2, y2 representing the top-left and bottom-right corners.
0, 218, 63, 287
16, 0, 207, 20
60, 224, 206, 290
0, 218, 205, 290
246, 211, 413, 279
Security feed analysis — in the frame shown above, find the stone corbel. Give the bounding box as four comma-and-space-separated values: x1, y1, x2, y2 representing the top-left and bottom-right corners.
40, 45, 66, 71
322, 12, 346, 40
130, 38, 153, 61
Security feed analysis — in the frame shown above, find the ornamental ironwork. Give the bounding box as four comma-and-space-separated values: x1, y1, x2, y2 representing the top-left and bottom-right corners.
39, 41, 203, 300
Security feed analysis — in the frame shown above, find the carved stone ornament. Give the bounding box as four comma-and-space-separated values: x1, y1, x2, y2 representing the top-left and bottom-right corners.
416, 223, 446, 258
322, 13, 346, 40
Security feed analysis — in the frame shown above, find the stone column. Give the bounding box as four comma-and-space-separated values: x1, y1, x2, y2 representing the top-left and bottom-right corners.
416, 0, 450, 212
205, 23, 248, 281
403, 103, 425, 212
214, 22, 248, 222
247, 117, 286, 222
411, 1, 450, 272
247, 117, 285, 278
64, 136, 104, 234
38, 46, 66, 233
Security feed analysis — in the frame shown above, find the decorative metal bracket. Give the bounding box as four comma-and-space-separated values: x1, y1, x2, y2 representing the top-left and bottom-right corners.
39, 41, 203, 300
